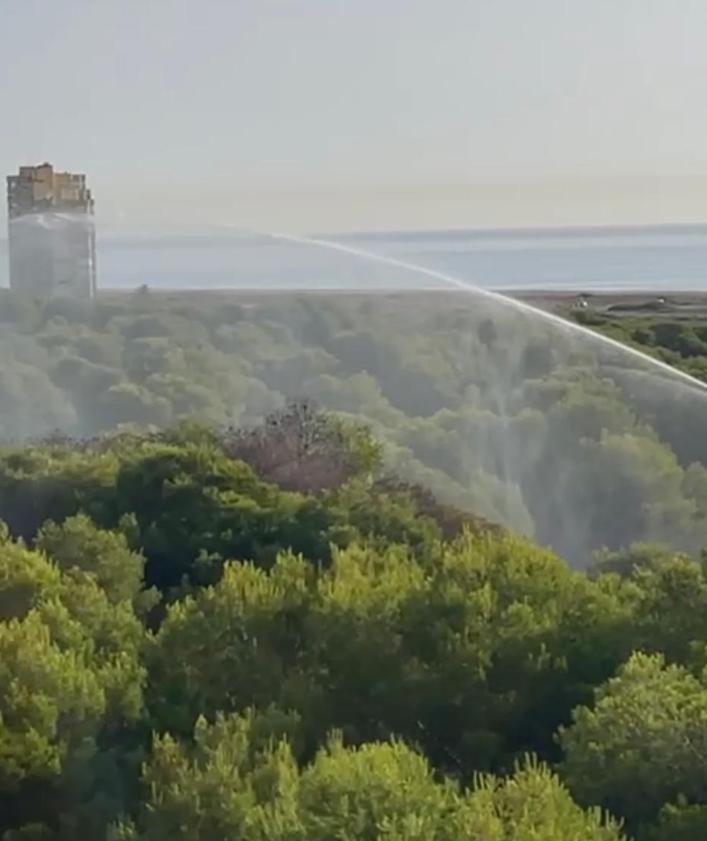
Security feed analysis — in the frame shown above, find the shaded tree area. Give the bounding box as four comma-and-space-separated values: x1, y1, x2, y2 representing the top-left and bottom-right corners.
3, 288, 707, 566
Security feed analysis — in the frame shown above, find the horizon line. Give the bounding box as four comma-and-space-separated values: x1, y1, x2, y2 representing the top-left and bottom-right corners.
2, 219, 707, 247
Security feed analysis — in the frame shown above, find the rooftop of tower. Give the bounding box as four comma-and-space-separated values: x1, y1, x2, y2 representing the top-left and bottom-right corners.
6, 163, 94, 220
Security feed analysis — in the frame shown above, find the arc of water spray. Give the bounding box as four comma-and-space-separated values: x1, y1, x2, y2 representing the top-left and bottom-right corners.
250, 229, 707, 397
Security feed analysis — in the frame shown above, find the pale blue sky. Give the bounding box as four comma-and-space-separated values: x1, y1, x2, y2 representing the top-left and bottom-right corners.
3, 0, 707, 232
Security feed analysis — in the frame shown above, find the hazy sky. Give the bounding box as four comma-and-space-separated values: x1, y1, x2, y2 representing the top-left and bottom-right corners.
3, 0, 707, 232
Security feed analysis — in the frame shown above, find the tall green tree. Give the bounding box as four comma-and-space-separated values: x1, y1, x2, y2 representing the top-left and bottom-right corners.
560, 652, 707, 827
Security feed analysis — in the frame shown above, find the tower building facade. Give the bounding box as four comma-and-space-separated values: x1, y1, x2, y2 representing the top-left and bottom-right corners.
6, 163, 96, 298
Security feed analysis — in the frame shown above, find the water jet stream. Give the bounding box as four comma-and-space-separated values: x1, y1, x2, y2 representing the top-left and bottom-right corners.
260, 230, 707, 397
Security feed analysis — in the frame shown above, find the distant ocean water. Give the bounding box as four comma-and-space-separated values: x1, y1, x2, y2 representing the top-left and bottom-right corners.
2, 225, 707, 293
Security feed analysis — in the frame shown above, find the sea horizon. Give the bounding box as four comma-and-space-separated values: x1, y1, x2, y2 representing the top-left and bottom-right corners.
2, 221, 707, 293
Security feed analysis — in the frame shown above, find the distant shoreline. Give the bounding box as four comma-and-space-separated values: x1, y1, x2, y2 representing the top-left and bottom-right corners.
96, 287, 707, 319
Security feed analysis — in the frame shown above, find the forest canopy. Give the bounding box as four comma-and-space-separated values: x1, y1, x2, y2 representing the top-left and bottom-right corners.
2, 287, 707, 565
0, 407, 703, 839
2, 288, 707, 838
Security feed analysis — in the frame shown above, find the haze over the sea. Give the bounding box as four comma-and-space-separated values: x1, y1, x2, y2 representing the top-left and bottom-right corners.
3, 224, 706, 293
